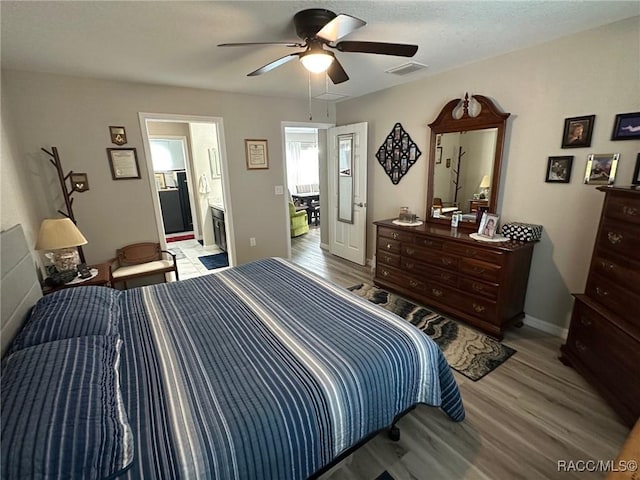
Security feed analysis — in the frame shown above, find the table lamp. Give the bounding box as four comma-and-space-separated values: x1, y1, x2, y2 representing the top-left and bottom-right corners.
35, 218, 88, 273
479, 175, 491, 199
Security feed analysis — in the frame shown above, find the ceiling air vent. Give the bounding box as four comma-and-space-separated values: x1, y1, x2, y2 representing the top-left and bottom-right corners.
313, 92, 350, 101
385, 62, 428, 76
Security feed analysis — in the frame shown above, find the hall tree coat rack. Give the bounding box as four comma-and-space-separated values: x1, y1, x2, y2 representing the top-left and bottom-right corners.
41, 146, 87, 263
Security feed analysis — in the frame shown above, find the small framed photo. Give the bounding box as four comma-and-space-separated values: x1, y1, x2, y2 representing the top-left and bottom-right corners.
70, 172, 89, 192
611, 112, 640, 140
154, 173, 166, 190
478, 212, 499, 238
245, 139, 269, 170
109, 126, 127, 145
107, 148, 141, 180
436, 146, 443, 164
545, 156, 573, 183
583, 153, 619, 185
632, 153, 640, 186
562, 115, 595, 148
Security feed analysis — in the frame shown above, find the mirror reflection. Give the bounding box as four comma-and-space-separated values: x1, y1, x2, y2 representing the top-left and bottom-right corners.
433, 128, 497, 222
337, 134, 354, 224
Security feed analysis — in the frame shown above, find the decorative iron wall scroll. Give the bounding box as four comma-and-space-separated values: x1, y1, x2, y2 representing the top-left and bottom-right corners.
375, 123, 421, 185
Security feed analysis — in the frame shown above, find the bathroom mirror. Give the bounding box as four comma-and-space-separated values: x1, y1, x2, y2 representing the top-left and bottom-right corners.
337, 134, 354, 224
427, 93, 510, 229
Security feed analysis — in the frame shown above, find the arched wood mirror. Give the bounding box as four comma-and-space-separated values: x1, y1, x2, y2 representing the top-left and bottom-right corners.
426, 93, 510, 229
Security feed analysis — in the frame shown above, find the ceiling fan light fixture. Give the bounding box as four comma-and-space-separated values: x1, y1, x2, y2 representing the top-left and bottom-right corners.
300, 52, 334, 73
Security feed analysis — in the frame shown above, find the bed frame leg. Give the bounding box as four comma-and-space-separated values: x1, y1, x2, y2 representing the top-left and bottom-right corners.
387, 424, 400, 441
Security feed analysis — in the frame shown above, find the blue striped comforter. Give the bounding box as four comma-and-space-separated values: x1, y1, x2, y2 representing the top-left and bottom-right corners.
118, 258, 464, 479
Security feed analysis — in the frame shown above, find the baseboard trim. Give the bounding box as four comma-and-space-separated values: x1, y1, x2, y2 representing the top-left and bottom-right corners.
524, 314, 568, 339
320, 242, 329, 251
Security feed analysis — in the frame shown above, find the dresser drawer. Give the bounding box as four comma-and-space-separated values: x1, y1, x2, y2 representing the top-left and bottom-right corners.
403, 244, 457, 270
378, 237, 401, 254
586, 272, 640, 320
421, 281, 497, 323
378, 227, 414, 243
444, 242, 504, 265
459, 258, 501, 283
413, 235, 444, 250
377, 250, 401, 268
401, 258, 458, 287
591, 253, 640, 296
459, 277, 499, 300
597, 219, 640, 262
375, 264, 405, 285
567, 300, 640, 409
604, 194, 640, 226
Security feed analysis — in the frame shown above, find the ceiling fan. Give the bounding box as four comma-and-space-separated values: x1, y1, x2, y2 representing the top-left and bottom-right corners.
218, 8, 418, 85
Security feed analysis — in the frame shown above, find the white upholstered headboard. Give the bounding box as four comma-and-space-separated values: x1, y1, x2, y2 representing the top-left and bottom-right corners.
1, 224, 42, 356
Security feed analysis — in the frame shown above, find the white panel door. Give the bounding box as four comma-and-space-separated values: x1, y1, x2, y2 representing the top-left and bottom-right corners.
328, 122, 368, 265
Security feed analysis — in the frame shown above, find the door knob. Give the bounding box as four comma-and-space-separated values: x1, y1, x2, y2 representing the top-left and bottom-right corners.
354, 202, 365, 207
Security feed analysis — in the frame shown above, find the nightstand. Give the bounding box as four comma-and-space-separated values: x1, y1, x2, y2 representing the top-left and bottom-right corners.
469, 199, 489, 213
42, 262, 111, 295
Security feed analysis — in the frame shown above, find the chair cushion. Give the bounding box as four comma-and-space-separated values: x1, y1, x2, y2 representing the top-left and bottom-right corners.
112, 259, 175, 279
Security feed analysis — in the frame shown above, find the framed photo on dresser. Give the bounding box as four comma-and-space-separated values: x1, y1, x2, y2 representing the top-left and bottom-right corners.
478, 212, 499, 238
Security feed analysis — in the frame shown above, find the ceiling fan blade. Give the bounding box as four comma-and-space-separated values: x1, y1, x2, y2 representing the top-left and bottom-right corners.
218, 41, 304, 48
335, 41, 418, 57
316, 13, 366, 42
247, 53, 300, 76
327, 58, 349, 85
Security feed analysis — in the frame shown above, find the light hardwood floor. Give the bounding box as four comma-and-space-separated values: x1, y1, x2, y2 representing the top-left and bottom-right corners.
291, 228, 630, 480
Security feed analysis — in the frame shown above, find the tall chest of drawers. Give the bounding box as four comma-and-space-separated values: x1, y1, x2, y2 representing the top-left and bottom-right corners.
373, 219, 535, 339
560, 187, 640, 427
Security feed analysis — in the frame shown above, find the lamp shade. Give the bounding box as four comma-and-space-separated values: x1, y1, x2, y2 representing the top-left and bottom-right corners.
300, 52, 334, 73
35, 218, 88, 251
479, 175, 491, 189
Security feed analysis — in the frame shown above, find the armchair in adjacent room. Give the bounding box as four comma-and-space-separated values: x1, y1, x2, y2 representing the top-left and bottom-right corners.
289, 201, 309, 237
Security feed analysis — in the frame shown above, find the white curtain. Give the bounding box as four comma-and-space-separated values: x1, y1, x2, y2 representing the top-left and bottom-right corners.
286, 141, 319, 193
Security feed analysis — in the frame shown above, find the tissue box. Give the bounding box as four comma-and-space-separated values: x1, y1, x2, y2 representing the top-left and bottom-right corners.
501, 222, 543, 242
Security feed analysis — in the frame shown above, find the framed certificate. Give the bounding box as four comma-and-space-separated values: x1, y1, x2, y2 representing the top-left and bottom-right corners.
245, 139, 269, 170
107, 148, 141, 180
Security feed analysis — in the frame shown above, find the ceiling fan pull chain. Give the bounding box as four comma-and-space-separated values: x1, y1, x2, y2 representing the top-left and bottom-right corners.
308, 71, 313, 120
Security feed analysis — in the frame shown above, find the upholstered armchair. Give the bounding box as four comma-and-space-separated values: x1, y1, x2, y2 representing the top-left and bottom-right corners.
289, 202, 309, 237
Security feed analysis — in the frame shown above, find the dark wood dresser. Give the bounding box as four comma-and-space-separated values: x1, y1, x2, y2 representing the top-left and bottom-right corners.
560, 187, 640, 427
373, 219, 535, 339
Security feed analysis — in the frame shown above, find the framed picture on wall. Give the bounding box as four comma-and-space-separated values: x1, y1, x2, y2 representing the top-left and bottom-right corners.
107, 148, 141, 180
561, 115, 595, 148
632, 153, 640, 186
545, 156, 573, 183
245, 139, 269, 170
611, 112, 640, 140
583, 153, 619, 185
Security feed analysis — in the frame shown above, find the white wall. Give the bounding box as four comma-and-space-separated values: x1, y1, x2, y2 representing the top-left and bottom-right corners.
336, 16, 640, 330
1, 71, 335, 266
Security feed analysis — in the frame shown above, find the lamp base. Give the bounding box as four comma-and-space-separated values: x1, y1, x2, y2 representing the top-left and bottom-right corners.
53, 248, 80, 273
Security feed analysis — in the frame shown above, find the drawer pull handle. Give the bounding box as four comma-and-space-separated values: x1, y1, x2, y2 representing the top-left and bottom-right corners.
409, 280, 419, 288
386, 243, 393, 250
473, 266, 486, 274
575, 340, 587, 353
595, 287, 609, 297
600, 261, 614, 271
471, 283, 484, 292
382, 270, 390, 277
441, 258, 453, 266
472, 303, 486, 313
622, 206, 638, 216
607, 232, 622, 244
384, 256, 393, 263
392, 232, 399, 239
580, 316, 592, 327
406, 262, 414, 269
432, 288, 443, 297
406, 248, 415, 255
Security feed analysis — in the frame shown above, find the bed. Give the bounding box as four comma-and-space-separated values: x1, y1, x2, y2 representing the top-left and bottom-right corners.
1, 224, 464, 480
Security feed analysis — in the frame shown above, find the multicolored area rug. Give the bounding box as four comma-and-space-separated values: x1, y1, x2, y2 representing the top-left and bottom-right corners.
348, 284, 516, 381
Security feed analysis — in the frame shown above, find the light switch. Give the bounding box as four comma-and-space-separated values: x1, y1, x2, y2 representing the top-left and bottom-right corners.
275, 185, 284, 195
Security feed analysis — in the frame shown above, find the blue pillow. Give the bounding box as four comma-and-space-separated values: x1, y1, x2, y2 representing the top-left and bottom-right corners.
10, 286, 121, 352
1, 335, 134, 479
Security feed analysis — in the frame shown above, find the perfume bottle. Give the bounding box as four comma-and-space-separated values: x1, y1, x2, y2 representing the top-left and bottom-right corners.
451, 211, 460, 228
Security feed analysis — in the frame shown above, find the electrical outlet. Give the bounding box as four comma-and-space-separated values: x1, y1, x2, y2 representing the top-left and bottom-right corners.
249, 237, 256, 247
275, 185, 284, 195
